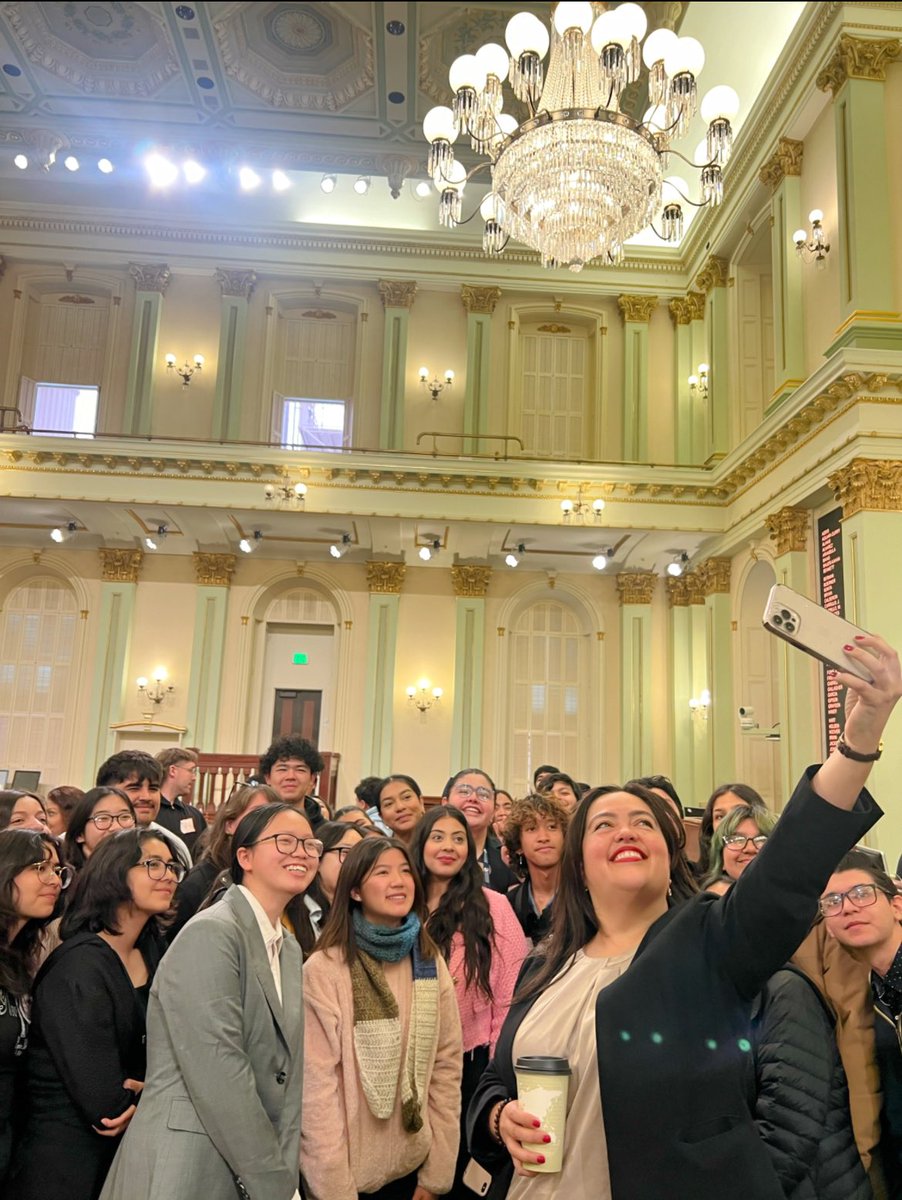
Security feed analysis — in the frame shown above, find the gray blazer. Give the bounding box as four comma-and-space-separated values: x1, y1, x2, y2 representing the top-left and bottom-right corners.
100, 886, 303, 1200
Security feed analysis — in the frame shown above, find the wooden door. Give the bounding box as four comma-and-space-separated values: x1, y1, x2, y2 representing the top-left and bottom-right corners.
272, 689, 321, 743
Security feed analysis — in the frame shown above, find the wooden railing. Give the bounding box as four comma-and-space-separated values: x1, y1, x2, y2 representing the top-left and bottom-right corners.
195, 752, 341, 819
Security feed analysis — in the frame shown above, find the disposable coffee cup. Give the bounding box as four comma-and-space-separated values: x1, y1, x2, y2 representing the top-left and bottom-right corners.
514, 1055, 571, 1173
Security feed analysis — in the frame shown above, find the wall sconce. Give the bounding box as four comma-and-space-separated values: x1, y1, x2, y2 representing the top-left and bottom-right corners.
560, 487, 605, 524
239, 530, 263, 554
406, 679, 443, 714
419, 366, 454, 400
688, 363, 709, 400
793, 209, 830, 266
264, 481, 307, 506
689, 688, 711, 720
137, 667, 173, 710
165, 352, 204, 386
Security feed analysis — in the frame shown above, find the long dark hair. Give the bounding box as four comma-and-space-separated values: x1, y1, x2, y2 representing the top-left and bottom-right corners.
64, 787, 136, 871
698, 782, 767, 872
0, 829, 61, 994
305, 820, 367, 923
410, 806, 494, 999
60, 827, 176, 940
517, 783, 698, 1003
0, 791, 47, 831
315, 836, 435, 966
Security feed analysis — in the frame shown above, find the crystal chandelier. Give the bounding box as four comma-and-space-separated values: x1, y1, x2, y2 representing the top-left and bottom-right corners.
423, 2, 739, 272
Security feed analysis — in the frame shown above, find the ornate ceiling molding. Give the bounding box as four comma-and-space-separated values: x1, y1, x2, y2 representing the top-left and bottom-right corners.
616, 571, 657, 605
618, 295, 659, 323
193, 552, 236, 587
99, 548, 143, 583
758, 137, 804, 191
765, 506, 810, 555
827, 458, 902, 517
816, 34, 902, 96
366, 561, 406, 594
451, 565, 491, 598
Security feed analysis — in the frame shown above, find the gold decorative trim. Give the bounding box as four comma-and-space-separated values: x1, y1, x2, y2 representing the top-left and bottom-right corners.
616, 571, 657, 605
128, 263, 170, 294
58, 294, 95, 305
451, 564, 491, 597
695, 256, 729, 294
758, 137, 804, 190
193, 552, 236, 587
668, 292, 706, 325
99, 548, 142, 583
700, 557, 731, 596
537, 323, 572, 333
684, 571, 707, 606
366, 561, 406, 594
461, 285, 502, 315
666, 576, 690, 607
497, 627, 505, 637
827, 459, 902, 516
816, 34, 902, 96
618, 294, 658, 323
344, 620, 353, 630
766, 506, 810, 555
215, 268, 257, 299
377, 280, 417, 309
832, 309, 902, 338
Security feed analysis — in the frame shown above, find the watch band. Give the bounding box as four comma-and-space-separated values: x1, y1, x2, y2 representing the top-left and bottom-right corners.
836, 732, 883, 762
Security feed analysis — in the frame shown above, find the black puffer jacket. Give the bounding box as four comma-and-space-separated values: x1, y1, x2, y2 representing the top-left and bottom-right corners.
753, 965, 873, 1200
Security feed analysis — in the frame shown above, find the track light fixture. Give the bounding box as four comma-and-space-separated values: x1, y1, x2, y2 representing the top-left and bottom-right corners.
354, 175, 371, 194
50, 521, 78, 544
418, 537, 441, 562
144, 524, 168, 551
320, 173, 337, 193
592, 548, 615, 571
667, 552, 690, 577
505, 542, 526, 568
330, 533, 352, 559
239, 530, 263, 554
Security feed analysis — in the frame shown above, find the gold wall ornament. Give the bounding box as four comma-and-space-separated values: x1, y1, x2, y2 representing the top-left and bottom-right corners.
451, 564, 492, 598
616, 571, 658, 605
497, 627, 506, 637
193, 552, 237, 587
215, 268, 257, 299
377, 280, 418, 309
695, 256, 729, 294
58, 294, 95, 305
700, 557, 732, 595
758, 137, 804, 190
827, 459, 902, 517
618, 294, 659, 323
666, 576, 691, 607
128, 263, 171, 294
460, 285, 502, 315
816, 34, 902, 97
766, 506, 810, 555
366, 561, 406, 593
537, 323, 572, 333
684, 571, 707, 606
668, 292, 706, 325
99, 548, 143, 583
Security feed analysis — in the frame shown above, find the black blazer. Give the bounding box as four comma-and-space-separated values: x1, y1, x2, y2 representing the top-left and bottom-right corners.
485, 837, 517, 894
9, 929, 164, 1200
468, 769, 878, 1200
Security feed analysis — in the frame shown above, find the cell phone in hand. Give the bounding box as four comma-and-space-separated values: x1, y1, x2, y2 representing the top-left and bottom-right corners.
762, 584, 874, 682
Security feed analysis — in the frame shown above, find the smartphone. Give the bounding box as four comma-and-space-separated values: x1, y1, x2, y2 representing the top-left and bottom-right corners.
462, 1158, 493, 1196
762, 584, 873, 682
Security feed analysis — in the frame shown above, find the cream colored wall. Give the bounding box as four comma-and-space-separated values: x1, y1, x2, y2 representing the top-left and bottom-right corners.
799, 100, 840, 376
885, 64, 902, 312
404, 290, 468, 452
646, 305, 676, 463
154, 274, 222, 440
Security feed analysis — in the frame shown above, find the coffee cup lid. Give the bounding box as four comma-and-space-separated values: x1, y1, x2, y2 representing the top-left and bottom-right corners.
515, 1055, 571, 1075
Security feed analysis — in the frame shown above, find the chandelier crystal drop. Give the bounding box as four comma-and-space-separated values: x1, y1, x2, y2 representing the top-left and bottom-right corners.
423, 5, 739, 272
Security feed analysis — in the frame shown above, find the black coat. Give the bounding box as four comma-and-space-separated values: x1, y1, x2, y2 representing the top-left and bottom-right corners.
753, 966, 872, 1200
8, 929, 164, 1200
467, 769, 878, 1200
484, 837, 517, 894
167, 857, 219, 943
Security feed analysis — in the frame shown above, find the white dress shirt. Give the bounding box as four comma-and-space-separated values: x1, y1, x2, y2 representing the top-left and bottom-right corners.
237, 884, 284, 1004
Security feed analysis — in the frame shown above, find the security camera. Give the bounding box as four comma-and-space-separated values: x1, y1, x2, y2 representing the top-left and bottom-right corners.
738, 705, 758, 731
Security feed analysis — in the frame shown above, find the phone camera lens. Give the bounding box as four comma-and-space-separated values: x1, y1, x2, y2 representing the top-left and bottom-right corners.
780, 609, 792, 621
772, 614, 783, 626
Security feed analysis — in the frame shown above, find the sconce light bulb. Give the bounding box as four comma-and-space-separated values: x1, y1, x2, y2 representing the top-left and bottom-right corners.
165, 353, 176, 366
137, 676, 148, 689
808, 208, 823, 224
560, 499, 574, 514
592, 498, 605, 514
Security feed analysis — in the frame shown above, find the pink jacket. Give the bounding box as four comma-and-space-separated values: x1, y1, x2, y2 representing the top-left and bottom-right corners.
447, 888, 528, 1054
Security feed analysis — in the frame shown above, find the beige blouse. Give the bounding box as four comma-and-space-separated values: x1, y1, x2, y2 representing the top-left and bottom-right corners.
508, 948, 635, 1200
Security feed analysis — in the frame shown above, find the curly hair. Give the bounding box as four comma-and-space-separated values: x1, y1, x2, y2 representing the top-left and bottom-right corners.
409, 806, 495, 1000
503, 793, 571, 875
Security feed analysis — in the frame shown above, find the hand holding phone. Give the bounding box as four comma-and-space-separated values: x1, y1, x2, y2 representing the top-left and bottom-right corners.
762, 585, 874, 682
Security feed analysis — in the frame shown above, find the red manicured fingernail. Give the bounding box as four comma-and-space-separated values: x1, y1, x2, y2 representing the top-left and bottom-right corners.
854, 635, 865, 640
536, 1155, 546, 1164
542, 1134, 551, 1143
532, 1120, 541, 1128
843, 644, 853, 651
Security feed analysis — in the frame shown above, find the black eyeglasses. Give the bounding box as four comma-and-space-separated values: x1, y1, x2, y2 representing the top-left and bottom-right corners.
819, 883, 894, 917
136, 857, 186, 883
323, 846, 352, 862
88, 812, 136, 831
253, 833, 324, 858
27, 861, 74, 889
722, 833, 768, 852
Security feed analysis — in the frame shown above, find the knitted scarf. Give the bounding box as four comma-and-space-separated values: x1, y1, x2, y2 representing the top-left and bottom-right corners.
350, 910, 439, 1132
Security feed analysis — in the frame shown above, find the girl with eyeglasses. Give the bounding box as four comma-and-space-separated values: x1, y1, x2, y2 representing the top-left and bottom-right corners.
99, 803, 317, 1200
8, 828, 179, 1200
0, 828, 69, 1188
0, 791, 50, 834
64, 788, 139, 873
305, 820, 368, 929
703, 804, 778, 895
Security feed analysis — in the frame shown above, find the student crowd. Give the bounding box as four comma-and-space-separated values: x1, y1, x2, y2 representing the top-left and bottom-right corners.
0, 632, 901, 1200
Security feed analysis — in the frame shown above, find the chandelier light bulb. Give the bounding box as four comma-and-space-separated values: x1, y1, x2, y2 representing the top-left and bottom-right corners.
329, 544, 341, 558
475, 42, 509, 82
553, 2, 594, 36
293, 482, 307, 498
136, 676, 148, 690
320, 173, 337, 193
449, 54, 487, 94
423, 106, 457, 145
698, 362, 709, 376
50, 527, 64, 543
505, 12, 550, 59
664, 36, 705, 79
700, 84, 739, 123
642, 27, 677, 68
614, 3, 648, 43
480, 193, 500, 221
414, 180, 432, 198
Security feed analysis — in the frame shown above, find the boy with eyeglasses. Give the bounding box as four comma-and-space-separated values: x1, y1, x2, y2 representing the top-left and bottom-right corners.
822, 850, 902, 1195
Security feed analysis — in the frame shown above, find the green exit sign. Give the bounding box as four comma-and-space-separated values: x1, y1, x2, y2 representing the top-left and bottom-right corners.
292, 653, 309, 665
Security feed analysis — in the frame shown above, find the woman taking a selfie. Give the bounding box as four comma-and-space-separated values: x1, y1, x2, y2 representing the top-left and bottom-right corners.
468, 635, 901, 1200
301, 836, 462, 1200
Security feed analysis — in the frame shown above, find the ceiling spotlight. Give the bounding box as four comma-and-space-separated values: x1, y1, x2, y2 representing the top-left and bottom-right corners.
592, 552, 609, 571
239, 166, 261, 191
330, 532, 352, 559
183, 160, 206, 184
144, 152, 178, 188
505, 542, 525, 568
272, 169, 291, 191
64, 155, 79, 171
320, 173, 337, 194
667, 552, 690, 577
239, 530, 263, 554
144, 523, 168, 551
97, 158, 114, 174
13, 154, 28, 170
354, 175, 371, 194
418, 537, 441, 562
50, 521, 78, 544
